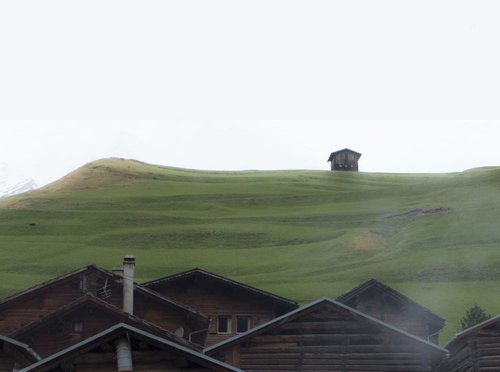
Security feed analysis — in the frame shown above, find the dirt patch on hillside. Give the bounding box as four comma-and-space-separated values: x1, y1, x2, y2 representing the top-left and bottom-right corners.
350, 230, 386, 251
387, 207, 450, 219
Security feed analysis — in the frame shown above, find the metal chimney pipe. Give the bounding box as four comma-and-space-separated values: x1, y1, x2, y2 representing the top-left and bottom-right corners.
116, 337, 133, 372
122, 255, 135, 314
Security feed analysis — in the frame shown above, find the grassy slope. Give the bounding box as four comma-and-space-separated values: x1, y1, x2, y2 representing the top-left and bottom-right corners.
1, 157, 500, 342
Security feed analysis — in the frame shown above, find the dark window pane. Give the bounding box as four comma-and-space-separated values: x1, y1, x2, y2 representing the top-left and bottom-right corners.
217, 316, 231, 333
237, 316, 250, 333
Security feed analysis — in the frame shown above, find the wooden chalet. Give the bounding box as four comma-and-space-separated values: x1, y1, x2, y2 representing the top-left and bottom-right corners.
9, 294, 198, 358
0, 335, 40, 371
444, 315, 500, 371
327, 148, 361, 171
142, 268, 298, 346
18, 323, 242, 372
205, 298, 448, 372
0, 265, 209, 345
337, 278, 445, 344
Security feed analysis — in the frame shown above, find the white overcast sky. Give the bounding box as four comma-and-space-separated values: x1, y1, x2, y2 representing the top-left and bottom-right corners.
1, 1, 500, 186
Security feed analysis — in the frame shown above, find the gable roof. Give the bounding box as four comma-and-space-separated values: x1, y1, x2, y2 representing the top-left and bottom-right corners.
142, 268, 297, 310
327, 148, 362, 162
9, 294, 197, 350
445, 314, 500, 349
205, 297, 448, 356
336, 278, 445, 326
0, 265, 107, 309
0, 335, 41, 364
18, 323, 243, 372
0, 264, 208, 326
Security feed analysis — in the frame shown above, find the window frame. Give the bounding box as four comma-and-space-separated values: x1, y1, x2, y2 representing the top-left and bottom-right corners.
216, 315, 232, 334
236, 315, 251, 334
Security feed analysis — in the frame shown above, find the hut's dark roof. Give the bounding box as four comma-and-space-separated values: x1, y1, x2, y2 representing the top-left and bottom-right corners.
336, 278, 445, 327
327, 148, 362, 162
445, 314, 500, 349
9, 293, 198, 350
142, 267, 298, 310
18, 323, 243, 372
204, 297, 448, 356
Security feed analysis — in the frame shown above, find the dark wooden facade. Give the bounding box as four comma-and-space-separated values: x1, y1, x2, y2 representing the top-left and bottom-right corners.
327, 148, 361, 171
0, 335, 40, 371
444, 315, 500, 372
0, 266, 208, 345
10, 295, 197, 358
143, 268, 298, 346
20, 323, 242, 372
206, 298, 448, 372
337, 278, 445, 344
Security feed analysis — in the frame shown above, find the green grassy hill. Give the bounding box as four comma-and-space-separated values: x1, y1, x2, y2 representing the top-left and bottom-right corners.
2, 157, 500, 342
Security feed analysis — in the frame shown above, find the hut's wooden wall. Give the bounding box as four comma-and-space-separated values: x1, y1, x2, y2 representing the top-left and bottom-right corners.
216, 306, 443, 371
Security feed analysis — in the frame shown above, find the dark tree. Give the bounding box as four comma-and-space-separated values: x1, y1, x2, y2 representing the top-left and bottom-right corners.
459, 304, 491, 331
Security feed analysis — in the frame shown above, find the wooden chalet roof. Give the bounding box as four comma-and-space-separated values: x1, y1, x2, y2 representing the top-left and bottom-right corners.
0, 265, 106, 309
445, 314, 500, 350
18, 323, 243, 372
8, 294, 198, 350
336, 278, 445, 327
0, 335, 41, 364
142, 267, 298, 310
0, 264, 208, 325
327, 148, 362, 162
204, 297, 448, 357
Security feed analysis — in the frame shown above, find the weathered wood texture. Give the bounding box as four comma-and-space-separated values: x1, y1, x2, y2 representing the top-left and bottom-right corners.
0, 350, 17, 372
445, 322, 500, 372
337, 279, 444, 344
328, 149, 361, 171
145, 270, 296, 346
24, 324, 238, 372
0, 267, 207, 347
210, 301, 445, 372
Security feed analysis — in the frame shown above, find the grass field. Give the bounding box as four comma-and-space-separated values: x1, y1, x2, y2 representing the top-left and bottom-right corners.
1, 157, 500, 343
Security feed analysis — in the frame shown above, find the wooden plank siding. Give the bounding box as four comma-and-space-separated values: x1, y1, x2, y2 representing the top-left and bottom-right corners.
143, 268, 297, 346
337, 279, 445, 344
206, 298, 447, 372
19, 323, 242, 372
444, 315, 500, 372
0, 266, 209, 347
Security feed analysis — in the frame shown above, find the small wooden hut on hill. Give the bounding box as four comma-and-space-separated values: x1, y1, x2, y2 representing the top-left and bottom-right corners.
327, 148, 361, 171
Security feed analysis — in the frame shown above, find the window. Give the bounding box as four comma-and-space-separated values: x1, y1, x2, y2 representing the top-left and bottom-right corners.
236, 316, 250, 333
73, 320, 83, 333
217, 315, 232, 334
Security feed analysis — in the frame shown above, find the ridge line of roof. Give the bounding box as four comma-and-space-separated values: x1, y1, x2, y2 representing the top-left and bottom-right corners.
18, 323, 242, 372
142, 268, 297, 306
336, 278, 445, 323
204, 297, 448, 355
444, 314, 500, 348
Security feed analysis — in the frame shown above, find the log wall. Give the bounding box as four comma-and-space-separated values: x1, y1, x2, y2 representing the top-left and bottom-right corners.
217, 307, 443, 371
445, 327, 500, 372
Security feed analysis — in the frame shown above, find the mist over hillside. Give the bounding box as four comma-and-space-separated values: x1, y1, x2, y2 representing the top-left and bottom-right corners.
0, 165, 37, 197
1, 157, 500, 342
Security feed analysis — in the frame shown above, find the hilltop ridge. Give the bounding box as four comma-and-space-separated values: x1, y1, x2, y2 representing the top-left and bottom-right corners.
1, 158, 500, 341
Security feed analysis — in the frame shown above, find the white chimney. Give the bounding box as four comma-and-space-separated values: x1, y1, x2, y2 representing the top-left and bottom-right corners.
122, 255, 135, 314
